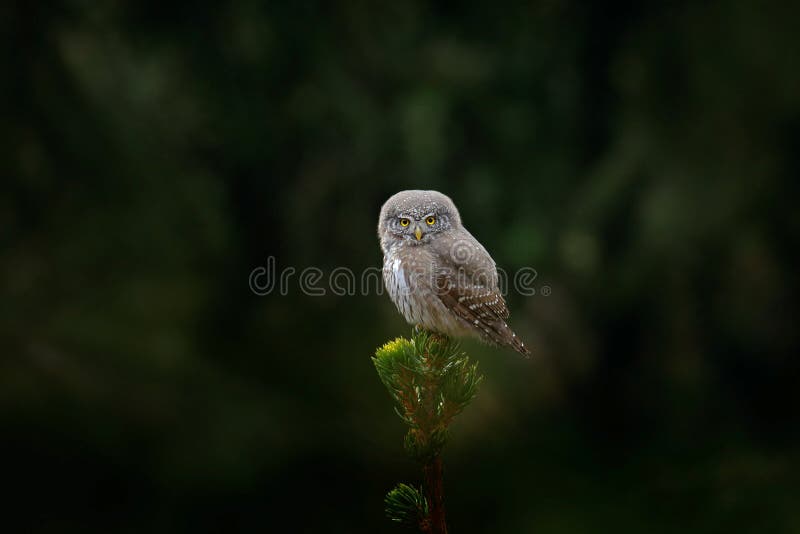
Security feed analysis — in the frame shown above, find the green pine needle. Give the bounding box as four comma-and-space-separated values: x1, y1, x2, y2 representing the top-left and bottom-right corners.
385, 483, 429, 527
373, 329, 484, 462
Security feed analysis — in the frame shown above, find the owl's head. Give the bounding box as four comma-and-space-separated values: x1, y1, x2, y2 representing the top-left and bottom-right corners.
378, 190, 461, 246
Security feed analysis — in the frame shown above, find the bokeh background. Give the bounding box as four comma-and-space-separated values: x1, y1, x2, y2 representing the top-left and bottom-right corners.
3, 1, 799, 532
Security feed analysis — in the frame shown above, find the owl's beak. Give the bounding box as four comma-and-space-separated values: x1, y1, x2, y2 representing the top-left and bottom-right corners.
414, 227, 423, 241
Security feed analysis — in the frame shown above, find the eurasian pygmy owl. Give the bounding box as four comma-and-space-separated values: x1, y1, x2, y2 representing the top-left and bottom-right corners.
378, 190, 530, 356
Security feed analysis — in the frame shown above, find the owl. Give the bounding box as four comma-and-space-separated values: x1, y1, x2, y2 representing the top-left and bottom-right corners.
378, 190, 530, 356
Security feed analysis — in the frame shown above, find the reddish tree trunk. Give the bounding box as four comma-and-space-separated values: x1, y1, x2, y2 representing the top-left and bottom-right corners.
423, 455, 448, 534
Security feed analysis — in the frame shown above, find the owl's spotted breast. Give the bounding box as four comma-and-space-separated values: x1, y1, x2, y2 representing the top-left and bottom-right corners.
382, 245, 471, 338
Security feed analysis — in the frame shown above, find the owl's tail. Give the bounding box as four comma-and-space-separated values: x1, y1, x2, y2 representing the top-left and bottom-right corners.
507, 328, 531, 357
483, 319, 531, 358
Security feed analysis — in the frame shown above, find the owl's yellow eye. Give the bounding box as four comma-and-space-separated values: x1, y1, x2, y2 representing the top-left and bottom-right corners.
399, 218, 410, 227
426, 216, 436, 226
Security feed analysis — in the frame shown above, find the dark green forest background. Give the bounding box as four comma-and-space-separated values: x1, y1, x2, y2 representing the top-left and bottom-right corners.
3, 1, 799, 532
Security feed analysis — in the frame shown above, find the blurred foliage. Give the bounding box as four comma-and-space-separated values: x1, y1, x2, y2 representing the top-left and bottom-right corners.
2, 0, 799, 532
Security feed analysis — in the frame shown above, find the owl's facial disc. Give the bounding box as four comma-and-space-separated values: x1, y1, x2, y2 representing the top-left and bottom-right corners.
378, 191, 461, 247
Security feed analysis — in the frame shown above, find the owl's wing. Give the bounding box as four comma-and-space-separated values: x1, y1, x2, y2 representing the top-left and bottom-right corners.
432, 229, 510, 318
432, 229, 530, 355
435, 273, 529, 355
435, 274, 510, 323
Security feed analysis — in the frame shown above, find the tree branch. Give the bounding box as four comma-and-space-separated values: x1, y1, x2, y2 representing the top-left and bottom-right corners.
423, 455, 448, 534
374, 330, 483, 532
